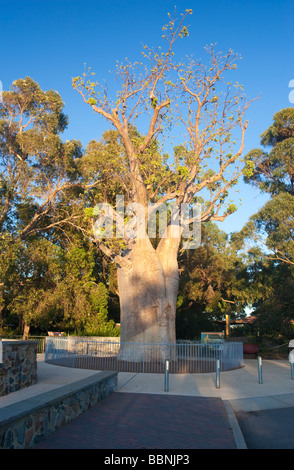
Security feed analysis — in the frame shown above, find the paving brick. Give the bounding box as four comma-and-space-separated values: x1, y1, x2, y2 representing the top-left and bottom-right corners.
33, 392, 236, 449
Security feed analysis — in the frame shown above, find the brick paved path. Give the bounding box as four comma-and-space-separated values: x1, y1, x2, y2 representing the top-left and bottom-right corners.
34, 392, 236, 449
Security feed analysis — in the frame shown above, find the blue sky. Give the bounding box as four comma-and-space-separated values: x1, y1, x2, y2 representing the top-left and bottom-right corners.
1, 0, 293, 234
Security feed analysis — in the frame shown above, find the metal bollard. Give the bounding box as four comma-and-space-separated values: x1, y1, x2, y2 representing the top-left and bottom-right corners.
258, 356, 263, 384
289, 348, 294, 379
164, 359, 169, 392
291, 362, 294, 380
216, 359, 220, 388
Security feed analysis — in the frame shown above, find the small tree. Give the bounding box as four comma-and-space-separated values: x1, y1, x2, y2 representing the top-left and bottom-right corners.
73, 10, 253, 359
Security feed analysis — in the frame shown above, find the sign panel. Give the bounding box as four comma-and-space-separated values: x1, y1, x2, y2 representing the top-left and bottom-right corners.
201, 332, 224, 343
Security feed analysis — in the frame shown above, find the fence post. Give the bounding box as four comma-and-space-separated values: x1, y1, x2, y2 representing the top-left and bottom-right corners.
258, 356, 263, 384
216, 359, 220, 388
164, 359, 169, 392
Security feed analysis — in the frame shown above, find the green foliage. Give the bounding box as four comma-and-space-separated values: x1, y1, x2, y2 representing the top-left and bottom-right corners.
240, 108, 294, 265
0, 78, 120, 336
176, 222, 250, 339
244, 108, 294, 196
247, 260, 294, 342
0, 77, 83, 238
260, 108, 294, 147
176, 303, 220, 340
76, 319, 120, 337
88, 98, 97, 106
238, 107, 294, 342
252, 193, 294, 261
0, 14, 255, 341
243, 158, 255, 179
0, 235, 116, 335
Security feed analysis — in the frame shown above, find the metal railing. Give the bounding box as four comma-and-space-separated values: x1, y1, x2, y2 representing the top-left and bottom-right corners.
45, 337, 244, 374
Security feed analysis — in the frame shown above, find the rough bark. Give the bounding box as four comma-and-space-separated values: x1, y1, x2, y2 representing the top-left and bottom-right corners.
23, 324, 30, 340
117, 231, 180, 362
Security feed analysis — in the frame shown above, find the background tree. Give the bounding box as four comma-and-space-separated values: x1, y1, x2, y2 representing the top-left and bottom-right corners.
244, 257, 294, 343
0, 77, 85, 239
240, 108, 294, 264
244, 107, 294, 196
233, 107, 294, 342
0, 78, 116, 336
176, 222, 250, 339
73, 10, 253, 358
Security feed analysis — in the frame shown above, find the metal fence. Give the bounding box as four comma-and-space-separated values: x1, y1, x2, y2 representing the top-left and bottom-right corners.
45, 337, 244, 374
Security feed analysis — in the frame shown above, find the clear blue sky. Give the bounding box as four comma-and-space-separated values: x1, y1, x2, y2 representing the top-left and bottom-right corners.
1, 0, 293, 234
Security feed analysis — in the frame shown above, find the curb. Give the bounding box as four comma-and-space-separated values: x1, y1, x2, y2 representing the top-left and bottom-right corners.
223, 400, 247, 449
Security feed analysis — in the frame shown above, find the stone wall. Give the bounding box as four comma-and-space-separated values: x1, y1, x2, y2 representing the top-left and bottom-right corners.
0, 340, 38, 397
0, 371, 117, 449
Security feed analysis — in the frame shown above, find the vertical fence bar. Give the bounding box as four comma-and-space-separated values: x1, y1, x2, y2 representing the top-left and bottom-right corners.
216, 359, 220, 388
142, 343, 144, 374
204, 343, 207, 372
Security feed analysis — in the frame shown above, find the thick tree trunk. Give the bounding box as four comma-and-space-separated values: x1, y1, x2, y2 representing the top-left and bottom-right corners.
117, 231, 180, 362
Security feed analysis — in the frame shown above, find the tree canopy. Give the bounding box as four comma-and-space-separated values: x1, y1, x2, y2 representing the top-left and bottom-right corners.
236, 107, 294, 266
232, 107, 294, 342
0, 78, 118, 336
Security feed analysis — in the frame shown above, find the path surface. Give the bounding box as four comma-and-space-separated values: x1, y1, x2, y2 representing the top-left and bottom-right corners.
33, 392, 237, 449
2, 356, 294, 450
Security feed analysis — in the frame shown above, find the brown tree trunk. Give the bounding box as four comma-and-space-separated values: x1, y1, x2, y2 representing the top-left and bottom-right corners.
23, 323, 30, 340
117, 230, 180, 362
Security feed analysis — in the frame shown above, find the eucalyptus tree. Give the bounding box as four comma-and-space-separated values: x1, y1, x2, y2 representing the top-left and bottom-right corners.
178, 223, 250, 314
244, 107, 294, 196
0, 77, 84, 239
176, 222, 251, 339
232, 108, 294, 341
0, 233, 115, 336
73, 10, 254, 357
239, 108, 294, 265
0, 78, 113, 335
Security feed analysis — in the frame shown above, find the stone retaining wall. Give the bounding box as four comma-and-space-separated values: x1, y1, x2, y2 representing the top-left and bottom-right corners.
0, 340, 38, 397
0, 370, 117, 449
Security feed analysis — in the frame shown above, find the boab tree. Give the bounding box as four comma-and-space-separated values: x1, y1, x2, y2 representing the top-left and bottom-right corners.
73, 10, 253, 358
